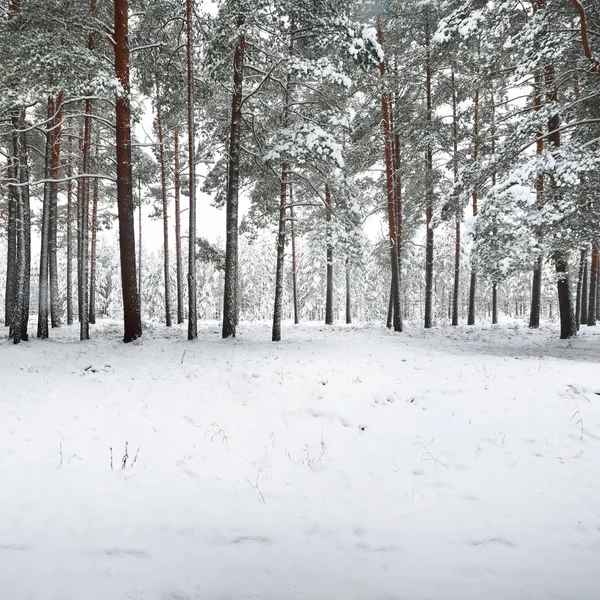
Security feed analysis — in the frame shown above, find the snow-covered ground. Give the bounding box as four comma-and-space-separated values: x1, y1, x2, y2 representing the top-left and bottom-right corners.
1, 321, 600, 600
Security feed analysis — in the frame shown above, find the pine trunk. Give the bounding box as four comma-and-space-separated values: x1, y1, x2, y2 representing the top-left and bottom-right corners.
575, 248, 586, 328
580, 250, 589, 324
289, 197, 299, 325
186, 0, 197, 340
66, 146, 73, 325
492, 283, 498, 325
272, 26, 294, 342
89, 175, 99, 325
114, 0, 142, 342
49, 94, 63, 328
424, 14, 434, 330
345, 259, 352, 325
37, 99, 54, 339
222, 14, 245, 338
587, 245, 598, 326
377, 16, 401, 333
5, 163, 17, 327
529, 256, 543, 328
155, 79, 172, 327
174, 126, 184, 324
325, 183, 334, 326
467, 88, 479, 326
451, 68, 460, 327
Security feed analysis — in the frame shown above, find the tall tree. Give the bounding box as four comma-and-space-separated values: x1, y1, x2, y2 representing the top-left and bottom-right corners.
114, 0, 142, 342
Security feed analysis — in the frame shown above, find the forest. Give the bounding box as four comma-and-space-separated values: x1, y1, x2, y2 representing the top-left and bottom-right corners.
2, 2, 600, 598
1, 0, 598, 344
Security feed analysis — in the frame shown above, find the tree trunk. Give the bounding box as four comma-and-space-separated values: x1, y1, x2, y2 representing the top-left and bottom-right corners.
325, 183, 334, 326
467, 87, 479, 326
186, 0, 197, 340
37, 99, 54, 339
587, 245, 598, 326
5, 163, 17, 327
345, 259, 352, 324
174, 126, 184, 324
114, 0, 142, 342
80, 98, 93, 340
49, 93, 63, 328
289, 195, 299, 325
580, 249, 589, 324
529, 256, 543, 328
11, 108, 31, 344
138, 176, 143, 312
223, 14, 245, 338
377, 16, 401, 332
424, 13, 434, 329
155, 78, 172, 328
575, 248, 586, 328
555, 252, 576, 339
492, 283, 498, 325
88, 174, 99, 325
451, 68, 460, 327
272, 25, 294, 342
66, 142, 73, 325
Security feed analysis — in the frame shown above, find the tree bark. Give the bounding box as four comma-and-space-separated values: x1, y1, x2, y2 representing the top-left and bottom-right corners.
174, 126, 184, 324
587, 245, 598, 326
555, 252, 577, 339
529, 256, 542, 328
66, 140, 73, 325
11, 108, 31, 344
467, 87, 479, 326
575, 248, 585, 329
5, 162, 17, 327
424, 12, 434, 329
272, 25, 294, 342
451, 67, 460, 327
492, 283, 498, 325
325, 183, 334, 326
114, 0, 142, 342
88, 172, 99, 325
345, 259, 352, 325
155, 78, 172, 327
377, 16, 401, 333
186, 0, 197, 340
37, 99, 54, 339
580, 249, 589, 324
289, 193, 299, 325
49, 93, 64, 328
223, 14, 245, 338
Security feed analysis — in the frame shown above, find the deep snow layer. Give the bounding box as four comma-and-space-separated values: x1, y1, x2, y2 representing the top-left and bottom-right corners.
1, 321, 600, 600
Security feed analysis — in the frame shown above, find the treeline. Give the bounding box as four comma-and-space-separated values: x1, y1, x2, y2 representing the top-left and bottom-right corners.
0, 0, 599, 344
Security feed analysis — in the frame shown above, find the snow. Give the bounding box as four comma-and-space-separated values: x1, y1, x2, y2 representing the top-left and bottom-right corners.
2, 321, 600, 599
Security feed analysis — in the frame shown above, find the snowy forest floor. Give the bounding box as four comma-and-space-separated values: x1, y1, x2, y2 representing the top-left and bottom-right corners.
1, 321, 600, 600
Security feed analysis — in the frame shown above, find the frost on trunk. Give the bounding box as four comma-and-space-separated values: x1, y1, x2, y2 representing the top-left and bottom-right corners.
114, 0, 142, 343
223, 14, 245, 339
